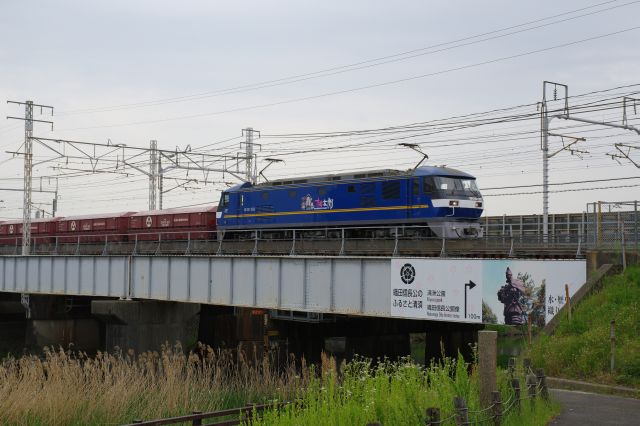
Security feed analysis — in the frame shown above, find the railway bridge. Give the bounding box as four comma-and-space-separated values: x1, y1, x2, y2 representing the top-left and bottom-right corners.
0, 208, 636, 362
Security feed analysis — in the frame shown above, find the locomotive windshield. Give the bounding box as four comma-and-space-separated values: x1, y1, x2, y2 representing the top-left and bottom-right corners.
423, 176, 481, 198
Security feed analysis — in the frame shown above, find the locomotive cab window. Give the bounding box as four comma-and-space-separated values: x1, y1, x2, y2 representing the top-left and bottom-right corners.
423, 177, 480, 197
423, 177, 437, 195
221, 192, 230, 207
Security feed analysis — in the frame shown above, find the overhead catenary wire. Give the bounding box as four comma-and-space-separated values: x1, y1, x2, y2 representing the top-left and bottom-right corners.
3, 82, 639, 216
54, 26, 640, 132
54, 0, 634, 117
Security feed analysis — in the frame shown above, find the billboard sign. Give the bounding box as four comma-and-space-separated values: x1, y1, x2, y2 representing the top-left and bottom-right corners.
390, 258, 586, 325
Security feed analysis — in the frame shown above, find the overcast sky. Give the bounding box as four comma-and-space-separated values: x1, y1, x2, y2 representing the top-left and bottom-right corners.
0, 0, 639, 218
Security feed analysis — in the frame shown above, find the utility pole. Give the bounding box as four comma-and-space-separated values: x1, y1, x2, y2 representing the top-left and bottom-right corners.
242, 128, 261, 184
540, 81, 640, 242
149, 140, 158, 210
6, 100, 53, 255
540, 82, 568, 241
158, 154, 163, 210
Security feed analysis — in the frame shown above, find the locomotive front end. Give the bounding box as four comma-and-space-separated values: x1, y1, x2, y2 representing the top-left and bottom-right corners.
417, 167, 484, 239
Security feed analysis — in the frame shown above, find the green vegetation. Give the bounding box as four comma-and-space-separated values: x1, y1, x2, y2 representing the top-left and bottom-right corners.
529, 266, 640, 387
0, 343, 557, 425
256, 353, 558, 425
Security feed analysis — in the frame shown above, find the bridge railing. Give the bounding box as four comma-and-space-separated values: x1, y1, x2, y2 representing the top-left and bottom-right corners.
0, 217, 637, 257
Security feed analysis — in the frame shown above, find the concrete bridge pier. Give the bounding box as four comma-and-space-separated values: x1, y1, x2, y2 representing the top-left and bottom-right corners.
91, 300, 200, 353
3, 294, 103, 353
0, 293, 27, 354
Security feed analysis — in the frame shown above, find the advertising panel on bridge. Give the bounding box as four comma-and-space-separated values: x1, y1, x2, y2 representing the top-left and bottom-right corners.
390, 258, 586, 325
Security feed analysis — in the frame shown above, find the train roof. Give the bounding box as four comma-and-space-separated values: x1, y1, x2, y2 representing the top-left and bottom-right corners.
1, 217, 63, 225
238, 165, 475, 190
130, 206, 217, 217
59, 212, 136, 221
413, 166, 475, 179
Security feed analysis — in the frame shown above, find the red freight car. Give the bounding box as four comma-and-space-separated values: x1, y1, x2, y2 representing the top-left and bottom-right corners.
0, 217, 61, 246
56, 212, 135, 243
129, 206, 217, 241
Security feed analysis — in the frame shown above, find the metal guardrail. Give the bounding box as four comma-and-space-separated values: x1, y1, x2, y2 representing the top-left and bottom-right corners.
0, 215, 637, 257
124, 401, 287, 426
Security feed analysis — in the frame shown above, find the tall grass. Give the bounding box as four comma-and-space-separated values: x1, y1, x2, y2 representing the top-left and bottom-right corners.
529, 266, 640, 387
0, 343, 305, 425
255, 352, 558, 425
0, 344, 557, 425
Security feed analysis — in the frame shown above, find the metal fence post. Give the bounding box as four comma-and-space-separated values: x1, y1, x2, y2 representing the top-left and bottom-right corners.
290, 229, 297, 256
191, 410, 202, 426
634, 200, 638, 254
154, 233, 162, 255
511, 378, 521, 412
102, 234, 108, 256
393, 226, 399, 257
252, 231, 258, 256
610, 320, 616, 374
535, 368, 549, 400
508, 236, 514, 258
216, 231, 224, 256
492, 391, 502, 426
622, 220, 626, 272
185, 231, 192, 255
526, 373, 537, 406
576, 234, 582, 258
426, 407, 441, 426
454, 396, 469, 426
565, 284, 572, 321
339, 228, 345, 256
508, 357, 516, 379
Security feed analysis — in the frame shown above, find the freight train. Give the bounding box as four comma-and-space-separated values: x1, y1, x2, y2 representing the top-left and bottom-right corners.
0, 166, 484, 249
0, 207, 217, 246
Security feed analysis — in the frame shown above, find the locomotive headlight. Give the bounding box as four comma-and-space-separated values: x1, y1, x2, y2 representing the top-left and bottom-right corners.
449, 200, 459, 207
475, 202, 483, 208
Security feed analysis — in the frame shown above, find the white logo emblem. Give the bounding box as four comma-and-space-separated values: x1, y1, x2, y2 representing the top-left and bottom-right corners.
70, 221, 76, 231
9, 224, 14, 234
145, 216, 153, 228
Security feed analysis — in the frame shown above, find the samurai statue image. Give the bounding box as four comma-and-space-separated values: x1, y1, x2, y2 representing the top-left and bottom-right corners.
497, 267, 526, 325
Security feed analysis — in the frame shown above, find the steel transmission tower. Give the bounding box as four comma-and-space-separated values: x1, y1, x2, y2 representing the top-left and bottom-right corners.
242, 128, 261, 184
149, 140, 158, 210
6, 100, 53, 255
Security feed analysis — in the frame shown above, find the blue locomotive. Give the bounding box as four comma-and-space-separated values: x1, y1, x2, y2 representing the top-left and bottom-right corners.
216, 166, 483, 238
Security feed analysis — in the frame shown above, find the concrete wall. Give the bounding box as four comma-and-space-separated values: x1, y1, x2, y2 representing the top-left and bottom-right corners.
92, 300, 200, 353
